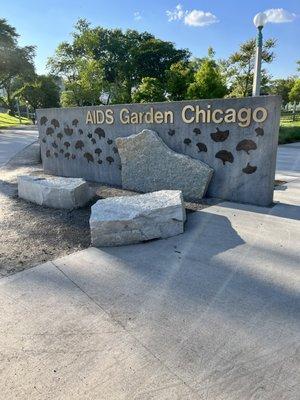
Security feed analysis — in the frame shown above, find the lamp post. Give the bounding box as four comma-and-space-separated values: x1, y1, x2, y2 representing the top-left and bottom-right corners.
252, 12, 267, 97
25, 100, 30, 119
16, 98, 21, 124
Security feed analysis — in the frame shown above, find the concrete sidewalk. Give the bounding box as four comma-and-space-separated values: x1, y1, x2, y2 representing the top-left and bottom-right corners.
0, 141, 299, 399
273, 143, 300, 218
0, 128, 38, 167
0, 202, 299, 399
276, 142, 300, 180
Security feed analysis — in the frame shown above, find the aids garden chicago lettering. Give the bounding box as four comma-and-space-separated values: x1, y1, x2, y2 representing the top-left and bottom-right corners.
85, 104, 268, 128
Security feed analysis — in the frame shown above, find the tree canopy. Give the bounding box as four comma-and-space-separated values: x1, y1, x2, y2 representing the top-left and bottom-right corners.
289, 79, 300, 103
48, 19, 190, 104
0, 19, 36, 110
269, 77, 296, 106
17, 75, 60, 109
165, 61, 193, 101
187, 59, 227, 100
224, 38, 276, 97
1, 17, 288, 111
132, 77, 165, 103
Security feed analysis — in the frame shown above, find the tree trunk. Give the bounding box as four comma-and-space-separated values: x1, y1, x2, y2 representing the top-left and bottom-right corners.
6, 86, 15, 115
292, 101, 296, 121
244, 62, 251, 97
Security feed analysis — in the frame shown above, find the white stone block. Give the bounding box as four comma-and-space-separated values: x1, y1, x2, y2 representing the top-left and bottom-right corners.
90, 190, 186, 247
18, 175, 93, 209
115, 129, 214, 201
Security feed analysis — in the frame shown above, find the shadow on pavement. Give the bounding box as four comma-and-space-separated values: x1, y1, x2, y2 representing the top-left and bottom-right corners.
217, 200, 299, 221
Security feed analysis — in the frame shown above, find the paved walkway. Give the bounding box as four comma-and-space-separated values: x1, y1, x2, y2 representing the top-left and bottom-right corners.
0, 141, 299, 399
272, 143, 300, 220
276, 142, 300, 180
0, 128, 38, 167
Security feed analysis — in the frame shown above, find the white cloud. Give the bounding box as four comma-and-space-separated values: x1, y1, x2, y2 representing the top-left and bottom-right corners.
264, 8, 296, 23
166, 4, 218, 27
166, 4, 185, 21
134, 11, 142, 21
184, 10, 219, 27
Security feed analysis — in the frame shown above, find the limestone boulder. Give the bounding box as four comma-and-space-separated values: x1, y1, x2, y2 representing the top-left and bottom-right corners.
90, 190, 186, 247
18, 175, 93, 209
115, 129, 213, 201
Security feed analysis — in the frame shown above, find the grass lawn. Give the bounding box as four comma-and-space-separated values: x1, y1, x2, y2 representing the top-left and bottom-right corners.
279, 120, 300, 144
0, 112, 32, 128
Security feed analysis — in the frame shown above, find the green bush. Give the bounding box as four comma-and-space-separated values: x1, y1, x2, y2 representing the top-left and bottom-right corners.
132, 77, 165, 103
278, 121, 300, 144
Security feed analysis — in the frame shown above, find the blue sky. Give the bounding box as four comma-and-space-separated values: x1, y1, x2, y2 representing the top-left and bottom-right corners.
2, 0, 299, 78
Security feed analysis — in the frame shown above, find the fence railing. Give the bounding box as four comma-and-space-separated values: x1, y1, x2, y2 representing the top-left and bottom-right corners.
281, 111, 300, 122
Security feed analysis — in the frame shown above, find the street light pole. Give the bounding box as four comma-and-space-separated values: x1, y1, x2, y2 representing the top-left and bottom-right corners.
252, 12, 267, 97
25, 100, 30, 119
16, 99, 21, 124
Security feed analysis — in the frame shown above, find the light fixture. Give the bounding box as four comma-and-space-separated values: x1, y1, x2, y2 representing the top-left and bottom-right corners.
253, 12, 267, 28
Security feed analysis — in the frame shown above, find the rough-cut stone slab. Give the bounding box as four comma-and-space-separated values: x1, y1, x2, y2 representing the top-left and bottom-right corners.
18, 175, 93, 209
90, 190, 186, 247
116, 129, 213, 201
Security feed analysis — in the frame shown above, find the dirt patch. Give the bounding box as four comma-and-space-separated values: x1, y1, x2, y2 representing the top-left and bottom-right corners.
0, 165, 92, 278
0, 164, 215, 278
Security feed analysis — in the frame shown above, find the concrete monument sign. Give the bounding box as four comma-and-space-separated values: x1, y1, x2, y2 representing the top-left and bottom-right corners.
37, 96, 281, 206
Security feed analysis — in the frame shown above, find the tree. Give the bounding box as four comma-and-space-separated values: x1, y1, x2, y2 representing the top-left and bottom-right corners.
289, 79, 300, 103
187, 59, 227, 99
130, 37, 189, 84
0, 19, 35, 111
0, 18, 18, 47
165, 61, 193, 100
17, 75, 60, 109
269, 78, 296, 106
224, 38, 276, 97
60, 90, 77, 107
60, 59, 105, 106
132, 77, 165, 103
48, 19, 189, 104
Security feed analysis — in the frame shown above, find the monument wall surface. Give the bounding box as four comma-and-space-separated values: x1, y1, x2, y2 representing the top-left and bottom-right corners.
37, 96, 281, 206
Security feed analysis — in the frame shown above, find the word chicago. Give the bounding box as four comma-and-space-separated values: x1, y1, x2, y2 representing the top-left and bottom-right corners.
85, 104, 268, 128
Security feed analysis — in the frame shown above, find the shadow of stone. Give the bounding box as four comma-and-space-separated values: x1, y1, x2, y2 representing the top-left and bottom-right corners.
218, 201, 299, 222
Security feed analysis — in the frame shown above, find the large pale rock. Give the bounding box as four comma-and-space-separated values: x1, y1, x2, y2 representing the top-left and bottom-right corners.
18, 175, 93, 209
116, 129, 213, 201
90, 190, 186, 247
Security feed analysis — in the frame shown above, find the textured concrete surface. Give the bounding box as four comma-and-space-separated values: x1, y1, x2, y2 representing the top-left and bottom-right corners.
116, 130, 213, 201
90, 190, 186, 246
272, 143, 300, 220
276, 142, 300, 181
0, 200, 299, 399
7, 141, 41, 166
18, 176, 93, 209
37, 96, 281, 206
0, 128, 38, 167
